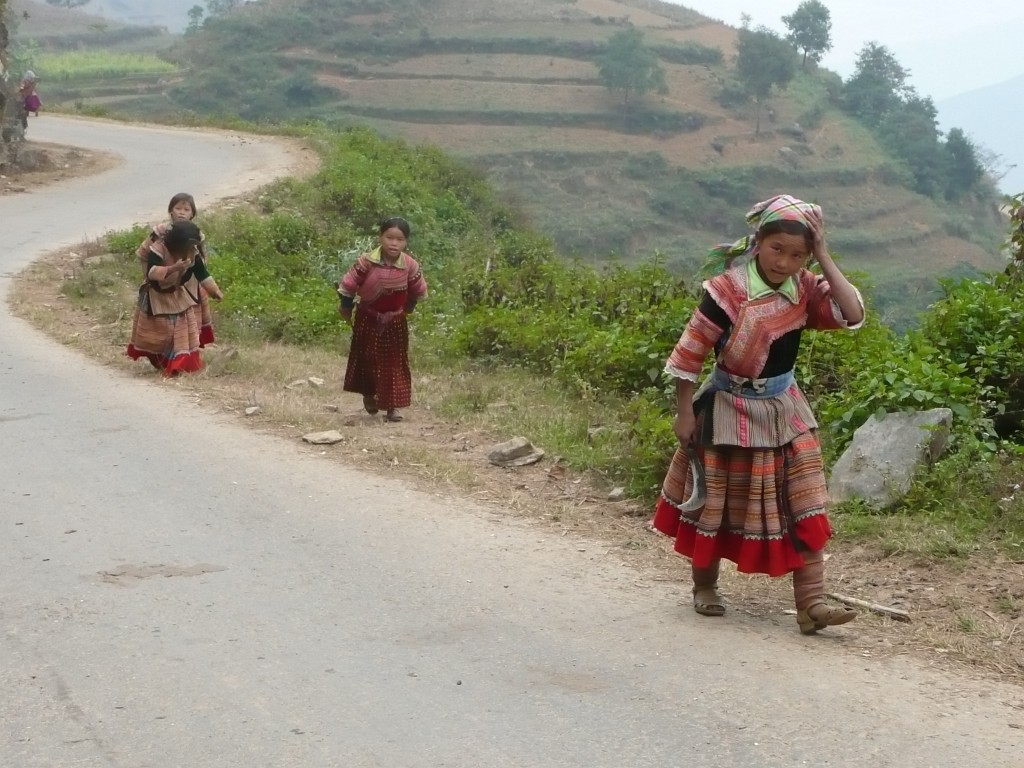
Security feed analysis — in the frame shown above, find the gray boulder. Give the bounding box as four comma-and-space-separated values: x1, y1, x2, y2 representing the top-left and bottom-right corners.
829, 408, 953, 508
487, 437, 545, 468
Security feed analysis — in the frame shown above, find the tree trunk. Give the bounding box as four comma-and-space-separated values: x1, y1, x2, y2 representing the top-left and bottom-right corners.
1, 3, 13, 167
0, 2, 23, 168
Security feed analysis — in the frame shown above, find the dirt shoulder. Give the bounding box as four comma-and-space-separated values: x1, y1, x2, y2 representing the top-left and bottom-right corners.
8, 143, 1024, 693
1, 140, 120, 196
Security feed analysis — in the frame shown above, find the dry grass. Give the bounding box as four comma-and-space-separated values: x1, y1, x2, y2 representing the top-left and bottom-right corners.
286, 51, 599, 82
575, 0, 684, 28
321, 75, 612, 114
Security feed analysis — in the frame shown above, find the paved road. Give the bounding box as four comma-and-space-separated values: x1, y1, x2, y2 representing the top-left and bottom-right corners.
1, 117, 1021, 767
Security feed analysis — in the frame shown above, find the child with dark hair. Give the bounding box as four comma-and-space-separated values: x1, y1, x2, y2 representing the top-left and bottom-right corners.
338, 217, 428, 422
136, 193, 216, 346
650, 194, 864, 635
127, 220, 224, 377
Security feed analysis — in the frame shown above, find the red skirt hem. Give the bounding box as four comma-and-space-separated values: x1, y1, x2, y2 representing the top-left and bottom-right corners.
651, 498, 832, 577
126, 345, 203, 377
126, 344, 161, 370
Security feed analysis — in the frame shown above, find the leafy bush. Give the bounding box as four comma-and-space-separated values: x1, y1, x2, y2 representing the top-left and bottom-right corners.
694, 169, 760, 205
717, 80, 749, 109
653, 41, 724, 66
916, 276, 1024, 439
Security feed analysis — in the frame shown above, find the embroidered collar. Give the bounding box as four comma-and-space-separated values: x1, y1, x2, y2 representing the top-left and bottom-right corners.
746, 260, 799, 303
366, 246, 407, 269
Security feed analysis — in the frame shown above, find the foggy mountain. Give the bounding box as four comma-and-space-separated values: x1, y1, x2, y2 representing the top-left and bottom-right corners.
71, 0, 195, 32
939, 74, 1024, 196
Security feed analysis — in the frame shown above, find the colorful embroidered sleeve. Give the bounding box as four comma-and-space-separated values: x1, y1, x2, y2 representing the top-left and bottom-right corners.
804, 274, 865, 331
338, 256, 369, 301
664, 293, 728, 382
406, 255, 428, 300
136, 222, 169, 262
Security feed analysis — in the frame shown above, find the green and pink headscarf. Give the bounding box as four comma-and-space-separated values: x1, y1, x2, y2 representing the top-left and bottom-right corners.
702, 194, 821, 277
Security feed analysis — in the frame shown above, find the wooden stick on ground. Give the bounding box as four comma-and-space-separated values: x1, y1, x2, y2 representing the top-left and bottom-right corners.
827, 592, 912, 623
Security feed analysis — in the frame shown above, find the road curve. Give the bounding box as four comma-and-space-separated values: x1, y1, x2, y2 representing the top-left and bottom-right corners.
1, 117, 1021, 767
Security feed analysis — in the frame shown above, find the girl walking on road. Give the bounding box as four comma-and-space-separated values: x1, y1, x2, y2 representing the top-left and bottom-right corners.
127, 220, 223, 376
136, 193, 217, 346
651, 194, 864, 635
338, 217, 428, 422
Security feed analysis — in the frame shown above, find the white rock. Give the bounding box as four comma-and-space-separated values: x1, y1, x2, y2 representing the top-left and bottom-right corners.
487, 437, 544, 467
302, 430, 345, 445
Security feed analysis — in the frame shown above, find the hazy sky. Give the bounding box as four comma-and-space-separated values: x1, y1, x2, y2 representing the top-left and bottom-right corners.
671, 1, 1024, 101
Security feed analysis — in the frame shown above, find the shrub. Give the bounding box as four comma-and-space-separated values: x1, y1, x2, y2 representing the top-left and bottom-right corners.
653, 42, 724, 66
717, 80, 749, 109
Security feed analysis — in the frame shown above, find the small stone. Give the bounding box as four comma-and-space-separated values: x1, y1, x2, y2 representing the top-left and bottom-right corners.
285, 379, 308, 389
487, 437, 544, 467
244, 406, 261, 417
607, 487, 627, 502
302, 430, 345, 445
308, 376, 325, 388
324, 404, 339, 413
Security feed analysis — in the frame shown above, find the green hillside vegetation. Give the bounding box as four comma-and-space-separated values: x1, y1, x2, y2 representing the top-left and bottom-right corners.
19, 0, 1009, 329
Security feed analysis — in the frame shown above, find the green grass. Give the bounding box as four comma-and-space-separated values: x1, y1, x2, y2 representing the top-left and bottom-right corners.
995, 594, 1022, 615
36, 50, 178, 80
956, 615, 981, 634
831, 446, 1024, 561
431, 364, 637, 485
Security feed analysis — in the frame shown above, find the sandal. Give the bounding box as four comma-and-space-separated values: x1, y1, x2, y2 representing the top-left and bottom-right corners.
362, 395, 379, 415
385, 409, 403, 422
692, 584, 726, 617
797, 603, 857, 635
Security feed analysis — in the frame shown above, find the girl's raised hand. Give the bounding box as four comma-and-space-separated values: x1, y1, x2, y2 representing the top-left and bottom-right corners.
806, 209, 828, 262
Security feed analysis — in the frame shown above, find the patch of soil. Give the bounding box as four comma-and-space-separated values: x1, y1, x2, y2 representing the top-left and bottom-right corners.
1, 139, 120, 197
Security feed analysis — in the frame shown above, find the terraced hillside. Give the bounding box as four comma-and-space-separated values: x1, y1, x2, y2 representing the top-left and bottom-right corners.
10, 0, 178, 105
23, 0, 1009, 325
